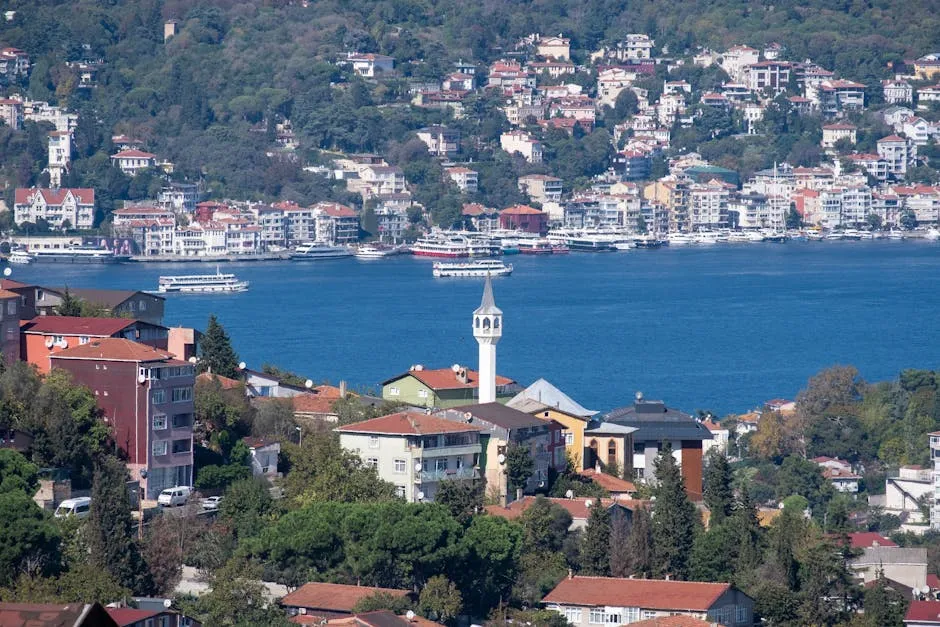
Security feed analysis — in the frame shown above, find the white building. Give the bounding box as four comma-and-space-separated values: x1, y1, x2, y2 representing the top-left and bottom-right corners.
416, 126, 460, 157
172, 221, 226, 256
536, 35, 571, 61
622, 34, 654, 59
110, 149, 156, 176
518, 174, 563, 204
500, 131, 543, 163
47, 131, 71, 187
720, 45, 760, 82
701, 418, 729, 457
345, 53, 394, 78
338, 411, 482, 503
877, 135, 914, 177
883, 79, 913, 104
689, 179, 733, 230
0, 97, 23, 130
13, 187, 94, 230
313, 202, 360, 245
821, 123, 857, 149
242, 437, 280, 479
445, 166, 479, 193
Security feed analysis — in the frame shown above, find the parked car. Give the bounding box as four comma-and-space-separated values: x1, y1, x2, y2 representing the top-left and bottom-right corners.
201, 496, 223, 510
54, 497, 91, 518
157, 486, 193, 507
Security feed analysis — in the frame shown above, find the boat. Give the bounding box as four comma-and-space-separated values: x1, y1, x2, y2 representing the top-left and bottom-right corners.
667, 233, 695, 246
354, 244, 398, 259
885, 229, 906, 240
290, 241, 353, 260
926, 228, 940, 241
432, 259, 513, 277
551, 244, 570, 254
158, 268, 249, 293
633, 235, 664, 249
31, 245, 129, 264
411, 234, 470, 258
516, 239, 554, 255
692, 231, 718, 245
7, 250, 33, 264
467, 237, 502, 257
761, 230, 789, 243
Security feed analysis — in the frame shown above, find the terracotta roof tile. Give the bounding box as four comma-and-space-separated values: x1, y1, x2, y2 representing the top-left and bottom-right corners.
111, 149, 156, 159
577, 469, 637, 493
845, 532, 897, 549
49, 338, 173, 362
500, 205, 544, 215
630, 617, 717, 627
906, 600, 940, 624
14, 187, 95, 206
280, 583, 409, 613
22, 316, 140, 336
338, 411, 482, 436
542, 576, 731, 612
106, 608, 164, 625
387, 367, 514, 391
197, 372, 243, 390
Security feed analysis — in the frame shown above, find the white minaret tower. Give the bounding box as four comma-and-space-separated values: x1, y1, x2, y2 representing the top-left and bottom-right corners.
473, 273, 502, 404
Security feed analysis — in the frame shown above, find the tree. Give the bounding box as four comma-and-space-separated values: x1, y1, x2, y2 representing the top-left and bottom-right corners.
651, 443, 697, 580
418, 575, 463, 625
283, 434, 397, 505
251, 398, 296, 440
219, 477, 274, 541
690, 523, 736, 582
435, 480, 483, 526
579, 501, 611, 576
198, 315, 240, 378
141, 514, 185, 595
900, 209, 917, 230
352, 592, 413, 614
459, 515, 522, 615
703, 450, 734, 524
728, 484, 763, 583
786, 206, 802, 229
769, 500, 809, 590
863, 571, 908, 627
867, 213, 884, 231
623, 505, 654, 578
0, 490, 60, 586
193, 558, 291, 626
86, 456, 152, 594
797, 537, 858, 625
55, 288, 84, 316
608, 514, 632, 578
0, 449, 39, 495
776, 455, 832, 516
505, 443, 534, 498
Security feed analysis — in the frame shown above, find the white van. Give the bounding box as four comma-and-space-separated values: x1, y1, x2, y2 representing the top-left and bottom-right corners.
54, 497, 92, 519
157, 486, 192, 507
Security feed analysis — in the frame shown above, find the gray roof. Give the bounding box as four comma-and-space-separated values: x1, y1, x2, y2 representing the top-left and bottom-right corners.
474, 274, 502, 315
604, 400, 712, 441
507, 378, 597, 418
584, 421, 637, 435
443, 402, 546, 430
850, 546, 927, 567
46, 287, 165, 307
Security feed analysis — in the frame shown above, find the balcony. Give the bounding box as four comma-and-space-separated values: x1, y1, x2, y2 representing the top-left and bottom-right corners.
419, 467, 478, 483
412, 444, 480, 458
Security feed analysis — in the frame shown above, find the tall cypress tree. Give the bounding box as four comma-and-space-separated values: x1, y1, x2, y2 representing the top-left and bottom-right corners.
651, 442, 697, 580
703, 450, 734, 525
622, 506, 654, 578
579, 500, 611, 576
730, 483, 763, 582
198, 315, 240, 378
87, 456, 153, 594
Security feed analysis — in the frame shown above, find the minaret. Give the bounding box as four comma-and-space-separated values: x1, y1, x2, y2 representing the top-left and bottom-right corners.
473, 273, 502, 404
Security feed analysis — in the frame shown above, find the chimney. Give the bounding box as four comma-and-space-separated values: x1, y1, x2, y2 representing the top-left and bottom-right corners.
595, 461, 601, 473
568, 569, 574, 580
456, 368, 469, 384
664, 574, 671, 581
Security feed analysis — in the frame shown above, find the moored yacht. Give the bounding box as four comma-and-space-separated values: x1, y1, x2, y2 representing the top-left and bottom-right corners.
291, 241, 353, 259
432, 259, 512, 277
7, 249, 33, 264
31, 245, 129, 264
354, 244, 399, 259
411, 234, 471, 258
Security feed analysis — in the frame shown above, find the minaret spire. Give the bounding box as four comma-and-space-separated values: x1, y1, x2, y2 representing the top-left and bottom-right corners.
473, 274, 502, 404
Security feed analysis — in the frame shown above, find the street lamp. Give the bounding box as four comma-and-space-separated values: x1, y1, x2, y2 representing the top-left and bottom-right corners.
295, 425, 302, 447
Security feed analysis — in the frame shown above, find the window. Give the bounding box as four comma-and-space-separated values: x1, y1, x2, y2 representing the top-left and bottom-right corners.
368, 436, 380, 449
151, 390, 166, 404
563, 608, 581, 624
605, 613, 621, 624
6, 300, 14, 315
395, 485, 406, 498
435, 458, 448, 472
456, 457, 464, 470
642, 610, 656, 620
564, 432, 574, 446
172, 439, 191, 454
152, 440, 168, 456
365, 458, 378, 468
172, 414, 192, 428
735, 606, 748, 623
79, 336, 90, 344
139, 300, 147, 311
589, 608, 606, 625
153, 414, 167, 430
623, 608, 640, 622
52, 335, 64, 344
172, 387, 192, 402
394, 459, 406, 473
388, 386, 400, 396
417, 389, 429, 398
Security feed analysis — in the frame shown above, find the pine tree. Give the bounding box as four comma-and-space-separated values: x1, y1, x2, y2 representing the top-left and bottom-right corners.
55, 288, 83, 316
609, 514, 632, 577
729, 484, 763, 583
863, 570, 907, 627
624, 506, 653, 578
198, 315, 240, 378
579, 500, 611, 576
87, 456, 153, 594
651, 442, 697, 580
703, 450, 734, 524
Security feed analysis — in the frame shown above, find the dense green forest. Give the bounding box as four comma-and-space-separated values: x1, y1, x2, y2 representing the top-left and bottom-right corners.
1, 0, 938, 221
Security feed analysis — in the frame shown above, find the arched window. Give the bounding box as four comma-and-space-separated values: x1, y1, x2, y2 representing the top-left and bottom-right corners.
483, 318, 491, 329
475, 316, 480, 328
494, 317, 500, 329
608, 440, 617, 468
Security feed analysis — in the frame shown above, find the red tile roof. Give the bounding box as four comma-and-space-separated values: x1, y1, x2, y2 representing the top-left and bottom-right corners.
291, 393, 339, 415
391, 367, 514, 391
106, 608, 163, 626
327, 611, 445, 627
927, 573, 940, 590
111, 149, 156, 159
280, 582, 409, 612
338, 411, 482, 436
906, 600, 940, 624
0, 289, 20, 300
316, 202, 358, 218
22, 316, 138, 337
0, 279, 30, 290
500, 205, 544, 216
49, 338, 174, 363
197, 372, 243, 390
578, 469, 636, 493
542, 576, 731, 612
14, 187, 95, 206
846, 532, 897, 549
485, 496, 645, 521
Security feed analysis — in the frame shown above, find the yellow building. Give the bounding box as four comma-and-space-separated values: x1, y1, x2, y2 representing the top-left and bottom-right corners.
508, 378, 635, 474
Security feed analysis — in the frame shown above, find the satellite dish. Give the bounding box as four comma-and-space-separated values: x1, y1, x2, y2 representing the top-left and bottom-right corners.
137, 374, 146, 384
416, 491, 425, 501
565, 489, 574, 499
585, 499, 592, 508
463, 411, 473, 422
238, 361, 246, 370
2, 267, 10, 277
451, 364, 461, 372
45, 338, 54, 348
497, 453, 506, 464
415, 461, 423, 471
406, 611, 416, 621
188, 356, 197, 363
305, 379, 314, 389
163, 599, 172, 608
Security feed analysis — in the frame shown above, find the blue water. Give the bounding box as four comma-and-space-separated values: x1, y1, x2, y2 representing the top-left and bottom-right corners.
12, 241, 940, 416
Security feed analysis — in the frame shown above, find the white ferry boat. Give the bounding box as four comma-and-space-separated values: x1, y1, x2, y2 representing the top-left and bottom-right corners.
432, 259, 512, 277
158, 268, 249, 293
411, 235, 470, 258
516, 238, 554, 255
290, 242, 353, 260
7, 250, 33, 264
31, 245, 129, 264
354, 244, 398, 259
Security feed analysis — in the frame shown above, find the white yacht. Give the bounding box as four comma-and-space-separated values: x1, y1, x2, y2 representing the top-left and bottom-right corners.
667, 232, 696, 246
158, 268, 249, 293
432, 259, 512, 277
354, 244, 398, 259
31, 245, 129, 264
290, 242, 353, 260
411, 234, 470, 258
8, 250, 33, 264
